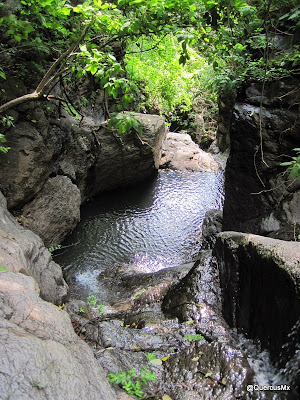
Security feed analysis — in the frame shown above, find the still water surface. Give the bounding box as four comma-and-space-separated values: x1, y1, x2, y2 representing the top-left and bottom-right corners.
56, 170, 224, 298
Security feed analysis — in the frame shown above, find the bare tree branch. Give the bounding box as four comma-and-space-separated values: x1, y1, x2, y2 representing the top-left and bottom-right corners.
0, 26, 88, 114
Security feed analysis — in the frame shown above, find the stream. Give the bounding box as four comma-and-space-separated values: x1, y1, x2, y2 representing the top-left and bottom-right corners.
56, 169, 224, 300
57, 167, 296, 399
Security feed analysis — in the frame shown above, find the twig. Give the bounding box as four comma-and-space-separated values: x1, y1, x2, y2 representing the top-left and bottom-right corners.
254, 148, 266, 187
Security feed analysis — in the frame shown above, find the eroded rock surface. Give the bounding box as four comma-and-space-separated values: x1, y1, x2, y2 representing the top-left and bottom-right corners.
160, 132, 221, 171
0, 191, 67, 305
22, 175, 81, 247
0, 272, 116, 400
222, 78, 300, 239
65, 256, 259, 400
93, 113, 166, 193
215, 232, 300, 370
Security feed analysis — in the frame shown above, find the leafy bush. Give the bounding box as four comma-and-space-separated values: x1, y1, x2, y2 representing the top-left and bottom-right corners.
125, 35, 217, 115
108, 367, 156, 398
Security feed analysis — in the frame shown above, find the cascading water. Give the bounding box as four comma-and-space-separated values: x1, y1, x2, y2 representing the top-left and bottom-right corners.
56, 167, 297, 398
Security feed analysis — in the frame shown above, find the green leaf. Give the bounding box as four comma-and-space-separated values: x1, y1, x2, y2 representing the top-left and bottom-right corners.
90, 64, 98, 75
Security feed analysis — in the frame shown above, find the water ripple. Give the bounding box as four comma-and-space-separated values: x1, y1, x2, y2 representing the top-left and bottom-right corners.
56, 170, 224, 290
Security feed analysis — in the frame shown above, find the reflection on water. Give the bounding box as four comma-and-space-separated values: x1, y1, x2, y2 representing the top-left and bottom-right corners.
55, 170, 224, 298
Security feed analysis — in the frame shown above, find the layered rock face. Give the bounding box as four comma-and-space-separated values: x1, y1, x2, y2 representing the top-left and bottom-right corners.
0, 79, 166, 245
222, 79, 300, 239
215, 232, 300, 369
0, 191, 67, 305
0, 272, 116, 400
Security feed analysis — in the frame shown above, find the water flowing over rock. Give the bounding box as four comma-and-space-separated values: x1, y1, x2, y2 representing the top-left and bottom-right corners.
221, 79, 300, 239
0, 272, 116, 400
0, 191, 68, 305
160, 132, 221, 171
214, 231, 300, 394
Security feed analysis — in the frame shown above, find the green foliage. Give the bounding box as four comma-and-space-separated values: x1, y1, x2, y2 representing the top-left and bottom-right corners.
108, 367, 156, 398
78, 307, 85, 314
2, 115, 14, 128
0, 115, 13, 154
47, 244, 62, 255
86, 294, 107, 316
0, 134, 10, 154
0, 266, 7, 272
107, 112, 142, 136
0, 0, 298, 121
97, 304, 107, 316
87, 294, 97, 309
281, 148, 300, 180
29, 380, 45, 390
125, 35, 217, 115
184, 333, 206, 341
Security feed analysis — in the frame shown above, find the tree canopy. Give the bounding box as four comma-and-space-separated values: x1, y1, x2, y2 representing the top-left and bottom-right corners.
0, 0, 299, 115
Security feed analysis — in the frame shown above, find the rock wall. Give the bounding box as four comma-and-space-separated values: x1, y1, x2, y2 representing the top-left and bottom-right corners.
0, 272, 116, 400
214, 231, 300, 370
0, 79, 166, 245
0, 191, 68, 305
221, 79, 300, 240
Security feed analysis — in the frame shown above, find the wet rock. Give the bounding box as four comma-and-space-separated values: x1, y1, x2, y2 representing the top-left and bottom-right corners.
162, 341, 254, 400
215, 232, 300, 367
160, 132, 221, 171
200, 209, 223, 250
162, 253, 229, 343
217, 89, 237, 152
95, 262, 193, 311
222, 78, 300, 238
0, 272, 116, 400
22, 175, 81, 247
0, 191, 68, 305
245, 79, 300, 108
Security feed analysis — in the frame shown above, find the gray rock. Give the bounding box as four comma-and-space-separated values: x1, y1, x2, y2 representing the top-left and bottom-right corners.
162, 253, 229, 343
0, 121, 53, 209
214, 232, 300, 367
222, 78, 300, 238
162, 341, 254, 400
160, 132, 221, 171
93, 113, 166, 193
22, 176, 81, 247
0, 191, 68, 305
0, 272, 116, 400
200, 209, 223, 250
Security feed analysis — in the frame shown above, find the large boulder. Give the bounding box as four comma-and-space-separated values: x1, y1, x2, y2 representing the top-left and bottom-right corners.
0, 120, 54, 209
21, 176, 81, 247
160, 132, 221, 171
0, 87, 166, 217
222, 78, 300, 239
0, 272, 116, 400
93, 113, 166, 193
214, 231, 300, 369
0, 191, 68, 305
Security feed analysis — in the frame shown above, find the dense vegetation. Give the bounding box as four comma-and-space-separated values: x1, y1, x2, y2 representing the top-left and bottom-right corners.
0, 0, 299, 148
